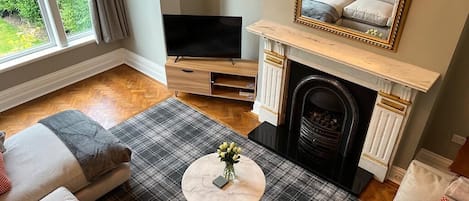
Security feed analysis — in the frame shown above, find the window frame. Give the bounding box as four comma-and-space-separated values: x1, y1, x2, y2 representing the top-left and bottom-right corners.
0, 0, 94, 66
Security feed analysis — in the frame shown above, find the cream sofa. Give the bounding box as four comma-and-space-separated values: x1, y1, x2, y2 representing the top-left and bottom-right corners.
394, 160, 458, 201
0, 123, 130, 201
394, 150, 469, 201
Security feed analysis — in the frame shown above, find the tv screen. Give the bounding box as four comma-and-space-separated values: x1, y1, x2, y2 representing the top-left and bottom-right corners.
163, 15, 242, 58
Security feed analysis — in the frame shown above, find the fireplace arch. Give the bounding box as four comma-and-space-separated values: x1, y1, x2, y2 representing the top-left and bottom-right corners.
288, 75, 359, 179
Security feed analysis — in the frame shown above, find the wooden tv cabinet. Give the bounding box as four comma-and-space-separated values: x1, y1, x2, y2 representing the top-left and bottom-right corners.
165, 57, 258, 102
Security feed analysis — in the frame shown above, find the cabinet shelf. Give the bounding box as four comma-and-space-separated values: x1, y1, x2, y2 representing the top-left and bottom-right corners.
166, 57, 257, 102
212, 86, 255, 102
213, 74, 255, 90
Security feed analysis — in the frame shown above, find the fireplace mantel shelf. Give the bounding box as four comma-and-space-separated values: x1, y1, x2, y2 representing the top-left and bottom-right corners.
247, 20, 440, 93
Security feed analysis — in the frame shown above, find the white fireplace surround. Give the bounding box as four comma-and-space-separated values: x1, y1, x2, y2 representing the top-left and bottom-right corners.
247, 20, 440, 182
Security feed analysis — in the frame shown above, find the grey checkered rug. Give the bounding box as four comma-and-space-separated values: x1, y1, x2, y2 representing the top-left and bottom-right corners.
99, 98, 356, 201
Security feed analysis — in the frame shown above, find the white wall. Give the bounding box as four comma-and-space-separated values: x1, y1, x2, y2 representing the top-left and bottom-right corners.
179, 0, 262, 60
161, 0, 181, 14
0, 42, 120, 91
422, 17, 469, 159
219, 0, 262, 60
180, 0, 219, 15
123, 0, 168, 67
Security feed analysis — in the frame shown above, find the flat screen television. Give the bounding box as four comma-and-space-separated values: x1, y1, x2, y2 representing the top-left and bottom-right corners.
163, 15, 242, 59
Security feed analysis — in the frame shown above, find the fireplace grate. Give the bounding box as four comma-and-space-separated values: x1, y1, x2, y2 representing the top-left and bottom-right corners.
298, 116, 342, 165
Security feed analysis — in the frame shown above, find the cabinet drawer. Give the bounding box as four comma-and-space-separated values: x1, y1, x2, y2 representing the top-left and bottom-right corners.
166, 67, 210, 94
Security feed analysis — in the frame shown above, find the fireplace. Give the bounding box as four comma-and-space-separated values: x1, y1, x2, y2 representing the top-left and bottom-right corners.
246, 20, 440, 194
249, 61, 377, 194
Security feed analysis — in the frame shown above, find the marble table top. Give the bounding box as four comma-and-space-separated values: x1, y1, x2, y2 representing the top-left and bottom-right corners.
181, 153, 266, 201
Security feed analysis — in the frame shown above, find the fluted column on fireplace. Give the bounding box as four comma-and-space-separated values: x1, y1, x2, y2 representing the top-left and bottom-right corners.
257, 38, 287, 125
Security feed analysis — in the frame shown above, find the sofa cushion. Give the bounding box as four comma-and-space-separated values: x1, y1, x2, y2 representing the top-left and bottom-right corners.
386, 0, 399, 26
394, 160, 457, 201
343, 0, 394, 26
38, 110, 131, 181
315, 0, 355, 16
445, 176, 469, 201
0, 124, 89, 201
0, 153, 11, 195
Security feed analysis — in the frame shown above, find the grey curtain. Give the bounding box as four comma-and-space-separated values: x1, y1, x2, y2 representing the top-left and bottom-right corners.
90, 0, 129, 44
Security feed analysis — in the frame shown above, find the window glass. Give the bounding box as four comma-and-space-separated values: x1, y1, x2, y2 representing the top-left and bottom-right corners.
57, 0, 92, 37
0, 0, 50, 57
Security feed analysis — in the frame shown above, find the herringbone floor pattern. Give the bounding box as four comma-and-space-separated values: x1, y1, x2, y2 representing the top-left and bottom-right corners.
177, 93, 261, 135
0, 64, 396, 201
0, 65, 173, 137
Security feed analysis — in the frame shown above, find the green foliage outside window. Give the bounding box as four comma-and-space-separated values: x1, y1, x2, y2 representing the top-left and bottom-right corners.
58, 0, 91, 35
0, 0, 91, 33
0, 0, 17, 12
0, 0, 43, 25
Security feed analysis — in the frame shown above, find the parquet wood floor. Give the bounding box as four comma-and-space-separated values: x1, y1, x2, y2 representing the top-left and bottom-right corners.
0, 64, 397, 200
0, 64, 173, 137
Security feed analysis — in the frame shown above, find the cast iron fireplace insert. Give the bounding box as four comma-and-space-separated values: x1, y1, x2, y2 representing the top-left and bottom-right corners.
249, 60, 377, 195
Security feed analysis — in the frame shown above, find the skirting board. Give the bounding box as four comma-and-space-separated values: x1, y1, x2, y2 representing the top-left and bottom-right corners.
259, 106, 278, 125
387, 166, 406, 185
252, 100, 261, 115
0, 48, 166, 112
359, 156, 387, 182
386, 148, 453, 185
415, 148, 453, 171
122, 49, 167, 85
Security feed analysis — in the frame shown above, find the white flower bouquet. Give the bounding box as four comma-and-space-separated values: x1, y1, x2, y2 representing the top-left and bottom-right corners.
217, 141, 242, 180
217, 141, 242, 164
365, 28, 383, 38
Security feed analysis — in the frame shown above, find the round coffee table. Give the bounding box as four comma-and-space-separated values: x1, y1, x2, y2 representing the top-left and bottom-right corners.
181, 153, 266, 201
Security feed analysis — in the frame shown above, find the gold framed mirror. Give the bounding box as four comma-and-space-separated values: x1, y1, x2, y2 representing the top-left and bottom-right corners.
294, 0, 410, 50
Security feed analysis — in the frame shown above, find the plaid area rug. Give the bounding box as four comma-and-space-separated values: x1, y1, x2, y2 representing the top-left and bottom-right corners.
99, 98, 356, 201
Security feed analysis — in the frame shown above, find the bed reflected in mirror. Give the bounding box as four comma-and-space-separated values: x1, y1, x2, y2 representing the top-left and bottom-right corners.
295, 0, 410, 50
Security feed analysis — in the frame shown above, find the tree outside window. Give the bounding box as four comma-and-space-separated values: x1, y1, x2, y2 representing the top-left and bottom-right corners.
57, 0, 91, 37
0, 0, 92, 60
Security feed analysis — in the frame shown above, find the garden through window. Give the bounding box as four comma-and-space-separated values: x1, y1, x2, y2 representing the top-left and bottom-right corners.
0, 0, 93, 62
0, 0, 50, 58
57, 0, 92, 38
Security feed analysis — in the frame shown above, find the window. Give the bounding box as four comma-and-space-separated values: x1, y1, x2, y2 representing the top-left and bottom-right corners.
0, 0, 92, 63
0, 0, 51, 58
57, 0, 92, 38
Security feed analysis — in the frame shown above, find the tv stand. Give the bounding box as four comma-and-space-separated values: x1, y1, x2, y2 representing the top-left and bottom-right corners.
165, 57, 258, 102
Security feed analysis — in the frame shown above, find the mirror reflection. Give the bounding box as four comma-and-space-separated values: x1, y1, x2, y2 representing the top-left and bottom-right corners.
296, 0, 407, 50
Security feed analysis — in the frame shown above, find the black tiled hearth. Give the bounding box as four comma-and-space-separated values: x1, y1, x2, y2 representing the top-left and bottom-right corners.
249, 60, 377, 195
248, 122, 373, 195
